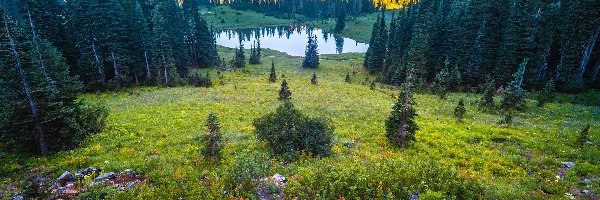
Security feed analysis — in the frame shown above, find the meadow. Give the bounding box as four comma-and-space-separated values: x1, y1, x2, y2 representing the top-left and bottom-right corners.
1, 6, 599, 200
2, 45, 598, 199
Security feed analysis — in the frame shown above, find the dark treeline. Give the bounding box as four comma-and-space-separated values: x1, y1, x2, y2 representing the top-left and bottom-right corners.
228, 0, 376, 20
365, 0, 600, 92
3, 0, 221, 91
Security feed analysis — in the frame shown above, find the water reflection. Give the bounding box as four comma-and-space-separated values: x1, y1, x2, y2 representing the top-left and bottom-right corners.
214, 26, 369, 56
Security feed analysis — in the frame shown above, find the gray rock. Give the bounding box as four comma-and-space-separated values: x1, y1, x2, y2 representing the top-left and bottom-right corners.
122, 169, 137, 176
409, 191, 420, 200
582, 190, 591, 195
94, 172, 117, 181
57, 171, 75, 183
11, 195, 23, 200
272, 174, 286, 184
561, 162, 575, 168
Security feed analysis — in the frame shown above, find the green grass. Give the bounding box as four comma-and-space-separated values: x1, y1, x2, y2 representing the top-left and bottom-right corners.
201, 6, 297, 30
306, 13, 386, 43
2, 46, 598, 199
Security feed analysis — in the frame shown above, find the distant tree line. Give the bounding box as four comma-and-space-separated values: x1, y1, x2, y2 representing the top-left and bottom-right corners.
228, 0, 376, 21
365, 0, 600, 92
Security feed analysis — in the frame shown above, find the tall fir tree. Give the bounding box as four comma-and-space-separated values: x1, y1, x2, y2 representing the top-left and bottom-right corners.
302, 34, 319, 68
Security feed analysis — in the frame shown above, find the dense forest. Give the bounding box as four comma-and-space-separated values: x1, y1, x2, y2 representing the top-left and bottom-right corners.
364, 0, 600, 92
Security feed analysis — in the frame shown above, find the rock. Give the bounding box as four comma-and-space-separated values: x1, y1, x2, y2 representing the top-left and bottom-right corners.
57, 171, 75, 185
11, 195, 23, 200
582, 190, 591, 195
409, 191, 420, 200
94, 172, 117, 181
121, 169, 137, 177
272, 174, 286, 185
569, 188, 581, 196
585, 141, 593, 145
561, 162, 575, 168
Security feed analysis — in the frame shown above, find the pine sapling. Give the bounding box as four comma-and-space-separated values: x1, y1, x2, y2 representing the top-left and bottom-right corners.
202, 113, 222, 162
345, 73, 351, 83
269, 61, 277, 83
578, 124, 591, 147
279, 80, 292, 100
537, 80, 555, 107
311, 73, 318, 85
454, 98, 466, 122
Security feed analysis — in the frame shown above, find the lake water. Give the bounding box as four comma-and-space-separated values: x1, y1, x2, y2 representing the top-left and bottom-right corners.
214, 26, 369, 56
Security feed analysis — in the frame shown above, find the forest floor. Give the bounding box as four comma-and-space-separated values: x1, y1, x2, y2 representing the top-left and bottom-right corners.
1, 7, 599, 200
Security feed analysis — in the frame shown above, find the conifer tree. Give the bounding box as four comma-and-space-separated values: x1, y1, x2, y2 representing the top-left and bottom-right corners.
269, 61, 277, 82
434, 66, 450, 99
502, 58, 528, 110
311, 73, 318, 85
385, 81, 418, 148
454, 98, 466, 122
577, 124, 591, 147
233, 41, 246, 68
345, 73, 351, 83
465, 21, 486, 87
202, 113, 222, 162
537, 80, 555, 107
480, 78, 496, 109
249, 40, 261, 64
370, 81, 376, 90
334, 9, 346, 33
279, 79, 292, 100
302, 34, 319, 68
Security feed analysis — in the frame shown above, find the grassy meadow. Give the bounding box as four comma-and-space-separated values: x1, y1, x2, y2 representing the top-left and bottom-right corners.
2, 46, 598, 199
1, 6, 599, 200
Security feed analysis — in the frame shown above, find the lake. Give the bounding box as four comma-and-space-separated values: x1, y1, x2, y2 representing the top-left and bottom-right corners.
214, 26, 369, 57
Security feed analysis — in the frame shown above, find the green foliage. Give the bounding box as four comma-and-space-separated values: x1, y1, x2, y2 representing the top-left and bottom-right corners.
363, 10, 387, 73
334, 10, 346, 33
345, 73, 351, 83
500, 112, 513, 126
249, 40, 261, 65
190, 72, 213, 88
202, 113, 222, 162
225, 150, 273, 197
385, 83, 418, 148
434, 66, 450, 99
232, 42, 246, 68
253, 101, 334, 160
577, 124, 590, 147
537, 80, 555, 107
268, 61, 277, 82
302, 34, 319, 69
454, 99, 466, 122
370, 81, 376, 90
480, 78, 496, 109
502, 59, 528, 110
278, 80, 292, 100
311, 73, 317, 85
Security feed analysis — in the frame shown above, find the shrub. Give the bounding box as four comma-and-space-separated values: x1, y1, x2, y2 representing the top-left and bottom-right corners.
345, 73, 351, 83
480, 78, 496, 109
225, 150, 274, 198
201, 113, 222, 162
537, 80, 555, 107
253, 101, 334, 160
190, 72, 213, 87
311, 73, 317, 85
278, 80, 292, 100
577, 124, 590, 147
454, 98, 466, 122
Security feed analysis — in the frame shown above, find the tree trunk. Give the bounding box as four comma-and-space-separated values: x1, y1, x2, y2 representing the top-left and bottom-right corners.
4, 14, 48, 155
26, 8, 53, 87
144, 50, 151, 80
536, 47, 550, 82
574, 24, 600, 88
111, 51, 119, 78
592, 61, 600, 82
91, 40, 105, 84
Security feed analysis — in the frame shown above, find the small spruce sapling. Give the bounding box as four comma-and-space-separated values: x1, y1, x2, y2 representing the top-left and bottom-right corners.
370, 81, 376, 90
269, 61, 277, 83
480, 78, 496, 109
311, 73, 318, 85
578, 124, 591, 147
385, 82, 418, 148
345, 73, 351, 83
537, 80, 555, 107
454, 99, 466, 122
202, 113, 222, 162
279, 80, 292, 100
